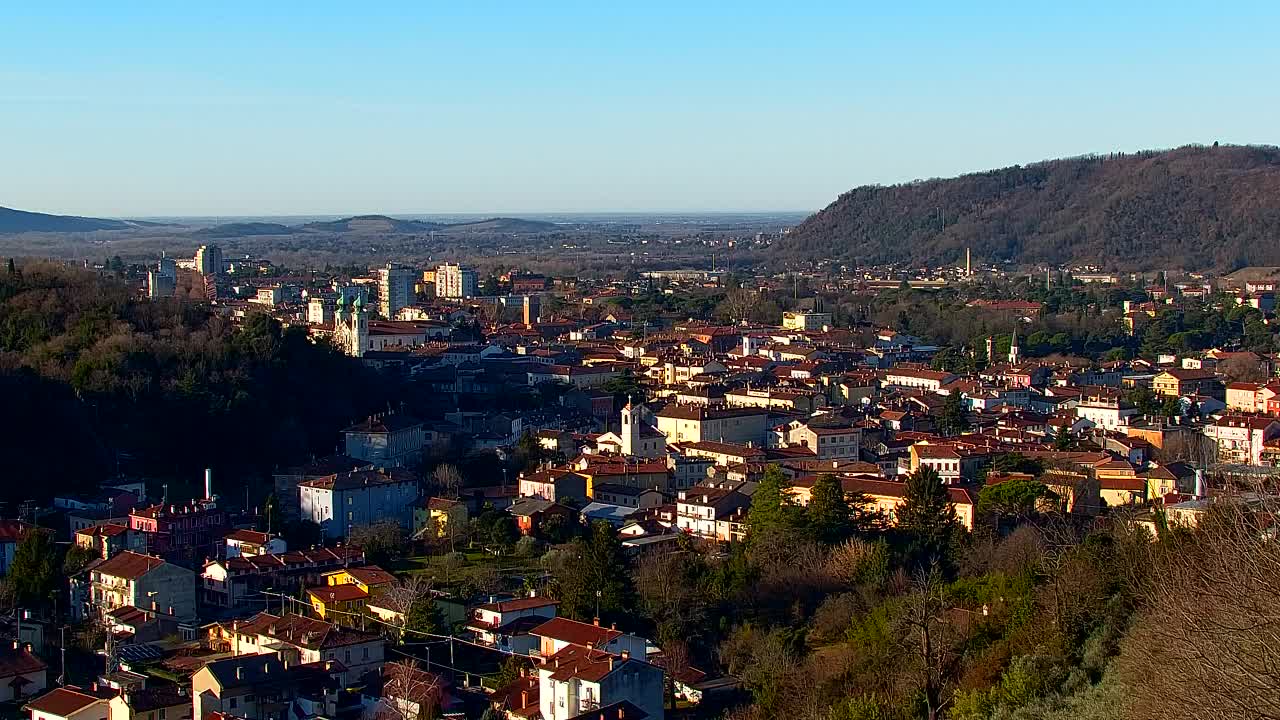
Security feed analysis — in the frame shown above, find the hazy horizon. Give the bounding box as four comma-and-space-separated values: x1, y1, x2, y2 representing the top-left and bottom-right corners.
5, 3, 1279, 216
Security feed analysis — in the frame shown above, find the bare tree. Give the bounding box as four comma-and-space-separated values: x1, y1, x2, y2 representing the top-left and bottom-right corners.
377, 575, 437, 640
378, 660, 444, 720
896, 567, 964, 720
431, 464, 463, 497
1118, 492, 1280, 720
719, 288, 759, 325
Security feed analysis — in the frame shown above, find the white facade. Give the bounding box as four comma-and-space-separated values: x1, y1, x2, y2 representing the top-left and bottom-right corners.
378, 263, 416, 318
436, 263, 478, 299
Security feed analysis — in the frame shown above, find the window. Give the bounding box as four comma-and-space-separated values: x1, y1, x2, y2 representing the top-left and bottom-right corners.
160, 710, 167, 719
344, 650, 351, 664
229, 698, 238, 710
362, 647, 369, 661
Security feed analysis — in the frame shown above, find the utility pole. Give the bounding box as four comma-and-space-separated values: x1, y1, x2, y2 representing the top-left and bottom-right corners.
58, 626, 67, 686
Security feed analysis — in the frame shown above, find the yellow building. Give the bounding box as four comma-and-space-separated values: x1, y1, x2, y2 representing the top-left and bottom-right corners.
414, 497, 468, 539
1152, 369, 1221, 398
307, 565, 396, 626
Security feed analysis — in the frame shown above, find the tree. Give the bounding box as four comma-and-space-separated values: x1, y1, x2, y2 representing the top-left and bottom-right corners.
938, 393, 969, 436
1053, 426, 1074, 450
348, 520, 405, 566
5, 258, 14, 275
896, 467, 958, 571
379, 660, 444, 720
553, 521, 634, 624
492, 655, 532, 689
7, 530, 57, 608
718, 288, 759, 324
63, 543, 98, 576
807, 474, 852, 543
431, 464, 463, 496
379, 575, 444, 642
1118, 499, 1280, 720
977, 479, 1057, 520
747, 465, 804, 541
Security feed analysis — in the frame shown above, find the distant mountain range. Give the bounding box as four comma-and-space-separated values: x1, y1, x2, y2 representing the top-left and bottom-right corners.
0, 206, 165, 234
192, 222, 296, 238
199, 214, 559, 237
774, 144, 1280, 270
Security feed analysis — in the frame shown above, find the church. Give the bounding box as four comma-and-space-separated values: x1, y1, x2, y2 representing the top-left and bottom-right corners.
332, 292, 369, 357
594, 400, 667, 458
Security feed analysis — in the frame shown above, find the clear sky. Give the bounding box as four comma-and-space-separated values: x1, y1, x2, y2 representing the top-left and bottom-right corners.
2, 2, 1278, 217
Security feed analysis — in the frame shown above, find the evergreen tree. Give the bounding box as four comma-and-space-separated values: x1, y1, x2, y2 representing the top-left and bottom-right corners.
7, 530, 57, 607
404, 595, 445, 638
939, 393, 969, 436
896, 466, 958, 570
748, 465, 804, 540
555, 521, 634, 624
807, 473, 852, 543
6, 258, 14, 275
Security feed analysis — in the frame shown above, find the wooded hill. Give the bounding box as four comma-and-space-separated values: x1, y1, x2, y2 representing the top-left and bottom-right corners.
776, 144, 1280, 271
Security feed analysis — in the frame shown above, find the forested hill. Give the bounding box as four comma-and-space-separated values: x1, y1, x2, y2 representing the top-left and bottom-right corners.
776, 144, 1280, 271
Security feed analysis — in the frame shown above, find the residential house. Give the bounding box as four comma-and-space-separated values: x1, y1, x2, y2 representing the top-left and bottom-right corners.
466, 595, 560, 655
1152, 369, 1222, 399
307, 566, 396, 626
107, 686, 191, 720
507, 499, 577, 536
0, 642, 47, 702
25, 687, 110, 720
86, 551, 196, 626
528, 617, 649, 660
537, 645, 663, 720
74, 524, 130, 560
343, 413, 426, 468
224, 530, 286, 559
191, 655, 346, 720
518, 470, 589, 504
215, 612, 385, 684
1204, 415, 1280, 465
128, 500, 229, 570
675, 486, 751, 541
200, 547, 365, 614
591, 484, 664, 510
298, 468, 419, 540
785, 423, 861, 460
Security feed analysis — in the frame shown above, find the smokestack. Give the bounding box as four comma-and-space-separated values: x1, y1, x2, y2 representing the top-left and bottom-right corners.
205, 468, 213, 500
1194, 469, 1206, 500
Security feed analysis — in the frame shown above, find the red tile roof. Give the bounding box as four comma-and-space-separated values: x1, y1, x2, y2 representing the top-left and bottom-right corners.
94, 551, 165, 580
529, 617, 622, 648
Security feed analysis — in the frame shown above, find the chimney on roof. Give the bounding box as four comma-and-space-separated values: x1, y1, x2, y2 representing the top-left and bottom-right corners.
620, 650, 630, 660
521, 690, 528, 707
593, 617, 600, 627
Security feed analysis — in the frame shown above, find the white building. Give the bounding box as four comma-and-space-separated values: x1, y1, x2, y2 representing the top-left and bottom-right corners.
87, 551, 196, 624
332, 293, 369, 357
676, 485, 751, 540
195, 244, 223, 276
298, 468, 419, 539
782, 311, 833, 332
436, 262, 478, 299
1075, 395, 1139, 430
378, 263, 417, 319
1204, 415, 1280, 465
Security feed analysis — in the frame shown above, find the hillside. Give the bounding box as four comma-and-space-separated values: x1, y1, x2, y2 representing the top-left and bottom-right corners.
776, 145, 1280, 270
193, 222, 295, 238
300, 215, 447, 234
440, 217, 559, 233
0, 206, 160, 234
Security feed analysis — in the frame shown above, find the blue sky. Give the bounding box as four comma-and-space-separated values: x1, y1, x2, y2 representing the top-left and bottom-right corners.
2, 2, 1278, 216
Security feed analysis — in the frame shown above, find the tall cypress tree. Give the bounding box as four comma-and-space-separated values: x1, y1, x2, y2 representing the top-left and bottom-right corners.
897, 466, 958, 570
748, 464, 803, 540
807, 473, 852, 543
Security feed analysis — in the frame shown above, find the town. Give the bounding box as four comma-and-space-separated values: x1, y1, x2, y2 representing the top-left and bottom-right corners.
2, 241, 1278, 720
